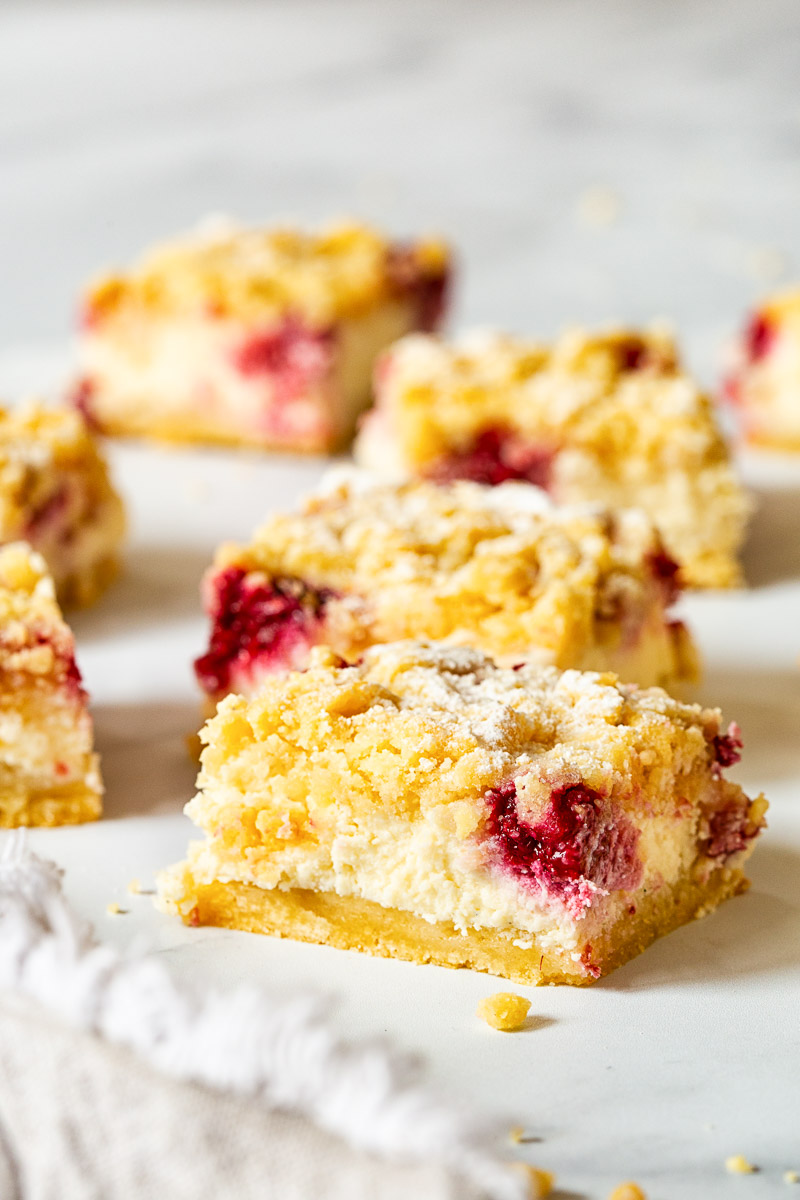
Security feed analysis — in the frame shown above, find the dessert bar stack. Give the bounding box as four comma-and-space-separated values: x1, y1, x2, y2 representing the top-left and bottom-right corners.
0, 543, 102, 827
4, 213, 777, 988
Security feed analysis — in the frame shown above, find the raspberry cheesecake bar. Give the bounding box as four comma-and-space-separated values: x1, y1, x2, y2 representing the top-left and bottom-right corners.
72, 220, 451, 453
159, 642, 766, 985
194, 473, 698, 709
0, 542, 102, 826
0, 401, 125, 607
725, 289, 800, 449
355, 328, 751, 588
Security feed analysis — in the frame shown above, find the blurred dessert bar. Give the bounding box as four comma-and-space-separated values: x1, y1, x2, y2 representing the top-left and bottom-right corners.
72, 220, 451, 453
725, 289, 800, 449
355, 327, 751, 588
159, 641, 765, 985
193, 472, 698, 709
0, 543, 102, 826
0, 402, 125, 606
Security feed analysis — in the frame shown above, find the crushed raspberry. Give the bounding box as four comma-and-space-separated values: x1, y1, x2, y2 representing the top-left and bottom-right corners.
616, 337, 649, 371
744, 314, 775, 363
704, 802, 751, 859
484, 779, 641, 903
427, 428, 555, 490
24, 485, 70, 543
233, 318, 335, 406
69, 379, 99, 429
385, 246, 450, 332
580, 944, 601, 979
194, 566, 335, 696
713, 722, 743, 769
647, 549, 681, 606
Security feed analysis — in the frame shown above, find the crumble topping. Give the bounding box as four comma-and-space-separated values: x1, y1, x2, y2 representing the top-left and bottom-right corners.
476, 992, 531, 1031
84, 220, 450, 327
201, 473, 695, 689
360, 327, 751, 587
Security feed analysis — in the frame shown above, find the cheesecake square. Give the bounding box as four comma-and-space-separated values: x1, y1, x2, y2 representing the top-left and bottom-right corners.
0, 401, 125, 607
159, 641, 766, 985
725, 288, 800, 450
0, 542, 102, 826
355, 328, 751, 588
194, 473, 698, 709
72, 220, 451, 453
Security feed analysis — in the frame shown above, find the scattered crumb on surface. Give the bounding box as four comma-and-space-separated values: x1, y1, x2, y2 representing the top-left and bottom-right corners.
477, 992, 531, 1031
509, 1125, 525, 1145
726, 1155, 757, 1175
511, 1163, 554, 1198
784, 1170, 800, 1185
106, 902, 127, 916
577, 185, 621, 227
608, 1185, 646, 1200
127, 878, 155, 897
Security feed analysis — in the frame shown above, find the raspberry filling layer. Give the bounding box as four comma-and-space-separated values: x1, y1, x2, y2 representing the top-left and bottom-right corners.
232, 318, 335, 408
704, 799, 758, 860
427, 428, 555, 490
484, 780, 642, 913
385, 246, 450, 332
69, 379, 100, 429
744, 314, 776, 363
647, 548, 681, 606
713, 722, 743, 769
195, 566, 335, 697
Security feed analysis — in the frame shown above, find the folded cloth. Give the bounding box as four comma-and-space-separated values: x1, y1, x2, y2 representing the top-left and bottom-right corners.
0, 837, 536, 1200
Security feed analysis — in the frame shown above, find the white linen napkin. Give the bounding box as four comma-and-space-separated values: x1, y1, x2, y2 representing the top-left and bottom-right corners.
0, 837, 539, 1200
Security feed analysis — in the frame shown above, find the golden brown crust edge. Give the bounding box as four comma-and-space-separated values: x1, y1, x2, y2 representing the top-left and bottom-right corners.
0, 784, 102, 828
175, 867, 749, 986
87, 413, 339, 455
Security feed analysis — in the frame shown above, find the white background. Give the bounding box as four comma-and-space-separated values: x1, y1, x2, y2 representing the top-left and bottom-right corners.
2, 3, 800, 1197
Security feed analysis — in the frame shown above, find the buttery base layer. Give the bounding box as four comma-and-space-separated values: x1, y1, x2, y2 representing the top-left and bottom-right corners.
173, 866, 749, 986
0, 783, 102, 828
86, 412, 338, 455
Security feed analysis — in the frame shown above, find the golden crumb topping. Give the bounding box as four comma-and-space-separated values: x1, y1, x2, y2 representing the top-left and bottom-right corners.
195, 640, 738, 848
365, 328, 750, 589
375, 327, 690, 462
0, 543, 74, 674
84, 219, 450, 326
0, 401, 121, 543
757, 286, 800, 324
214, 474, 679, 671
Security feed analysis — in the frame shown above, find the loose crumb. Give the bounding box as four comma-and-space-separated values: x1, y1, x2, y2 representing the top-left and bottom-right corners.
509, 1125, 525, 1145
106, 902, 127, 916
726, 1155, 757, 1175
477, 992, 531, 1031
784, 1170, 800, 1185
127, 878, 142, 895
511, 1163, 554, 1198
608, 1185, 647, 1200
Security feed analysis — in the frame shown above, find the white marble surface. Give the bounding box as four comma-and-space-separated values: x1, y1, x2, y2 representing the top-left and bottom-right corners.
2, 2, 800, 1197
